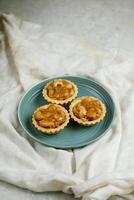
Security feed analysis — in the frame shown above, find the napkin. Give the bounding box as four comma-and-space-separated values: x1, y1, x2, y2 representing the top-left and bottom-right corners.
0, 13, 134, 200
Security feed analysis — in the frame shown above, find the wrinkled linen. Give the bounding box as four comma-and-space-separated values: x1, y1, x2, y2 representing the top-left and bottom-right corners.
0, 14, 134, 200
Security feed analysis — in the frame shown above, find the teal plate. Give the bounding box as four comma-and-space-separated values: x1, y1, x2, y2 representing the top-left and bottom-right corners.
18, 76, 116, 149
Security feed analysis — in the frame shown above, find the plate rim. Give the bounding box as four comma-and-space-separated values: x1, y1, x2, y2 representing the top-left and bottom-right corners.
18, 75, 116, 149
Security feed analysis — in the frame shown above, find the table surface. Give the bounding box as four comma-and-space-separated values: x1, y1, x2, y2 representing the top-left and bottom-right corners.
0, 0, 134, 199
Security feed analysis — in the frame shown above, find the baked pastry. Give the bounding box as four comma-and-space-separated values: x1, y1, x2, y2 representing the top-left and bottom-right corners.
69, 96, 106, 126
32, 104, 69, 134
43, 79, 78, 104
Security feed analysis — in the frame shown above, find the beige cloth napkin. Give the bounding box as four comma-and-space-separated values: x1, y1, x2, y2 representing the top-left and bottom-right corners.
0, 13, 134, 200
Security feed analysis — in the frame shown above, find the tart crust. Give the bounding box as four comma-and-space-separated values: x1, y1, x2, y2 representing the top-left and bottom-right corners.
32, 104, 70, 134
42, 79, 78, 105
69, 96, 106, 126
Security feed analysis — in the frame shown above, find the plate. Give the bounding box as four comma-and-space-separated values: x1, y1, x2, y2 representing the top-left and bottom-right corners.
18, 76, 116, 149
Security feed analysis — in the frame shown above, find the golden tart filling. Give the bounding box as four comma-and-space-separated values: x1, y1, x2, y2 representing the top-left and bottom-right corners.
43, 79, 78, 104
70, 96, 106, 126
32, 104, 69, 134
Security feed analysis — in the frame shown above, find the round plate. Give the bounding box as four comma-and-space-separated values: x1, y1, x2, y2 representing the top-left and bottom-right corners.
18, 76, 116, 149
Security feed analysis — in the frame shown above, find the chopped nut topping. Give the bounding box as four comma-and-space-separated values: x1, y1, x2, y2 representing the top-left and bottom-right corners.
46, 80, 75, 100
73, 97, 103, 122
34, 104, 66, 128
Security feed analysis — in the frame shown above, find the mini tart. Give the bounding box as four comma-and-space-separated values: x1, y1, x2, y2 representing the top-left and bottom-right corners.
32, 104, 69, 134
69, 96, 106, 126
43, 79, 78, 105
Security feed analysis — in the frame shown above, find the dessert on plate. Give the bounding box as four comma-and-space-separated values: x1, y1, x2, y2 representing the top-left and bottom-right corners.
43, 79, 78, 104
32, 104, 69, 134
69, 96, 106, 126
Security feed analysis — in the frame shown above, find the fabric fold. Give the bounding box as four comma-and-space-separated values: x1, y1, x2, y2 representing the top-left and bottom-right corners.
0, 13, 134, 200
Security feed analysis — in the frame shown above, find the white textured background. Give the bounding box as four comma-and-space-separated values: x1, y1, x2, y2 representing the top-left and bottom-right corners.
0, 0, 134, 199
